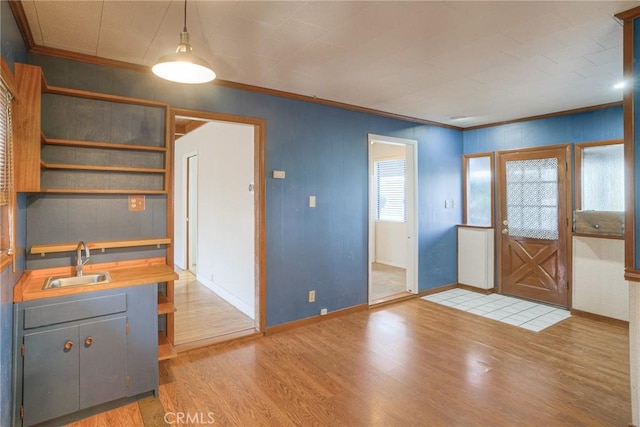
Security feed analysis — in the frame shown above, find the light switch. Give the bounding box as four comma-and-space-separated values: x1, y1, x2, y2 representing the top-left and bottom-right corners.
273, 170, 286, 179
309, 196, 316, 208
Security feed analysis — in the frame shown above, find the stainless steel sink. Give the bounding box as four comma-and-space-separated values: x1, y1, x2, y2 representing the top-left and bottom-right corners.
42, 272, 112, 289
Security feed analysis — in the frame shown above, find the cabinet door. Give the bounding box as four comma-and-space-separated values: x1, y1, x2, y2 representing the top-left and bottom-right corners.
23, 325, 79, 426
79, 316, 128, 409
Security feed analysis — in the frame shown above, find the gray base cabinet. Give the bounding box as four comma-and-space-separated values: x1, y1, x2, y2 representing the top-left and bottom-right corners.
12, 285, 158, 426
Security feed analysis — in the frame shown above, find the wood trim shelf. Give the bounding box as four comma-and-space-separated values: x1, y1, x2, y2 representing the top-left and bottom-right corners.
30, 238, 172, 255
43, 83, 170, 109
42, 134, 166, 152
157, 293, 176, 315
41, 161, 166, 174
158, 333, 178, 361
37, 189, 167, 195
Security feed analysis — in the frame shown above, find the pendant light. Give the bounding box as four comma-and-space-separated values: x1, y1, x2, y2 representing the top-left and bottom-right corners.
152, 0, 216, 84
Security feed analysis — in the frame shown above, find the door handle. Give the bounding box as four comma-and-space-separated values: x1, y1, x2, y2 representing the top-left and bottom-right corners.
502, 228, 509, 235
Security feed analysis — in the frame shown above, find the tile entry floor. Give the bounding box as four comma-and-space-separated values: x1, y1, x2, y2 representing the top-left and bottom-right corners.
422, 289, 571, 332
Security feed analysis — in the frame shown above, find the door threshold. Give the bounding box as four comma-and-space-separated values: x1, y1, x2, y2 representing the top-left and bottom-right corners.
173, 327, 260, 354
370, 291, 415, 307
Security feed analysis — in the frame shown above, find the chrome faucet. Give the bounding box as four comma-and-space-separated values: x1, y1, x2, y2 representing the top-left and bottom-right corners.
76, 241, 90, 276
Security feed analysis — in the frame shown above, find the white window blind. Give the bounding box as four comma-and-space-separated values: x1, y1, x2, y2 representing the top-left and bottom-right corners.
0, 79, 12, 207
376, 159, 406, 222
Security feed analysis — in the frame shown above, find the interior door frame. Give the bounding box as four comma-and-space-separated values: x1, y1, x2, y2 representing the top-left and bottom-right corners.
495, 143, 573, 307
367, 133, 419, 303
185, 151, 198, 273
172, 108, 267, 333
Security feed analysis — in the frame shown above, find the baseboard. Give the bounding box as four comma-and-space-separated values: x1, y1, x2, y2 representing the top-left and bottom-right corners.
417, 283, 458, 297
457, 283, 496, 294
265, 303, 368, 335
174, 328, 261, 354
570, 308, 629, 328
370, 291, 416, 308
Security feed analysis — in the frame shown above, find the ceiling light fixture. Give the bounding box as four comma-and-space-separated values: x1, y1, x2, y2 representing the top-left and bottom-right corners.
152, 0, 216, 84
614, 81, 626, 89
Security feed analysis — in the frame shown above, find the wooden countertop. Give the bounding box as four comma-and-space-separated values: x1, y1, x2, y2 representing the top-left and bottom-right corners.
14, 257, 178, 302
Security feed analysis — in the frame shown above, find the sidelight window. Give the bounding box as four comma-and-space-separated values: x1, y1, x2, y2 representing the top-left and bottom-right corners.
575, 140, 624, 212
463, 153, 494, 226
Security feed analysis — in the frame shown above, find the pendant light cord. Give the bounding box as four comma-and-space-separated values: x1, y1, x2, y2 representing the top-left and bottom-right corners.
183, 0, 188, 32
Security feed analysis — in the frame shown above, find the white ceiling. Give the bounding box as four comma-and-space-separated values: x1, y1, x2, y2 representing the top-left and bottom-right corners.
19, 1, 639, 128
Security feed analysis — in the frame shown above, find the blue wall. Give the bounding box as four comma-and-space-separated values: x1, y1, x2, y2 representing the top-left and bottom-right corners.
0, 1, 27, 426
463, 106, 623, 155
27, 53, 462, 327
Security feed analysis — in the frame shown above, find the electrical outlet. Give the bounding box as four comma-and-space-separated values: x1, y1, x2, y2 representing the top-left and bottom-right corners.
320, 308, 328, 316
308, 290, 316, 303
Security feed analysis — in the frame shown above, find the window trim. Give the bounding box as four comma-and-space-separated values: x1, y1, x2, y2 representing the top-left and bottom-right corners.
574, 138, 624, 211
462, 152, 495, 227
0, 56, 17, 272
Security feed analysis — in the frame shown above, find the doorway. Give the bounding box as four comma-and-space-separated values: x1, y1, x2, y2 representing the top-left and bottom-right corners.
496, 145, 571, 307
172, 109, 266, 350
368, 134, 418, 304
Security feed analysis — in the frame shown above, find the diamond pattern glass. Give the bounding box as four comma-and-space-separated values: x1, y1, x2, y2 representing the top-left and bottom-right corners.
506, 158, 558, 240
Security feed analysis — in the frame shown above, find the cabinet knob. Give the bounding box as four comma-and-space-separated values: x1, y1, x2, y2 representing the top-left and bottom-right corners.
64, 341, 73, 351
84, 336, 94, 347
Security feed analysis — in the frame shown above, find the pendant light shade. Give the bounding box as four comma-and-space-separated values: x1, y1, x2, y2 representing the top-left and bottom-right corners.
152, 0, 216, 84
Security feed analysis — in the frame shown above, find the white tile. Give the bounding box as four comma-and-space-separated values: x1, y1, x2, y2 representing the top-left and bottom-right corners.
526, 319, 555, 328
513, 301, 537, 309
501, 317, 526, 326
437, 300, 459, 307
501, 306, 523, 314
504, 314, 531, 323
483, 311, 511, 320
520, 322, 546, 332
525, 306, 555, 315
459, 300, 488, 309
468, 307, 493, 315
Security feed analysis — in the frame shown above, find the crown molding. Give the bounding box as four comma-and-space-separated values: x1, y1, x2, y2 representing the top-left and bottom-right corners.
465, 102, 623, 131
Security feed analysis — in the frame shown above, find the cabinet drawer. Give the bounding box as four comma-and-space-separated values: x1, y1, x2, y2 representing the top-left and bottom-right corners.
23, 293, 127, 329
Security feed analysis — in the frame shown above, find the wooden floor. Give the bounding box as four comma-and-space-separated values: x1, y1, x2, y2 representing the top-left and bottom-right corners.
67, 298, 630, 426
370, 262, 406, 301
174, 270, 255, 346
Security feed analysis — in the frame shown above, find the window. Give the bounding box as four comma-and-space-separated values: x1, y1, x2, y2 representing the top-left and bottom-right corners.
575, 140, 624, 211
376, 159, 406, 222
463, 153, 494, 226
0, 71, 14, 271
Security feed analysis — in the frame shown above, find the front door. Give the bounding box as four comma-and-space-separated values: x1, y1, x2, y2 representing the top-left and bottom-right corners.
497, 145, 571, 307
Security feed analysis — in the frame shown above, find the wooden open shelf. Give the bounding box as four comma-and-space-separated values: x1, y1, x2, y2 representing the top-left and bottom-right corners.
30, 238, 172, 256
41, 161, 166, 174
42, 134, 167, 152
38, 189, 167, 195
158, 333, 178, 361
158, 293, 177, 315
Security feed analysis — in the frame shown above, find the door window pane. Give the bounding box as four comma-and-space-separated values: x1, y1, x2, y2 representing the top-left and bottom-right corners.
506, 158, 558, 240
465, 156, 492, 226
